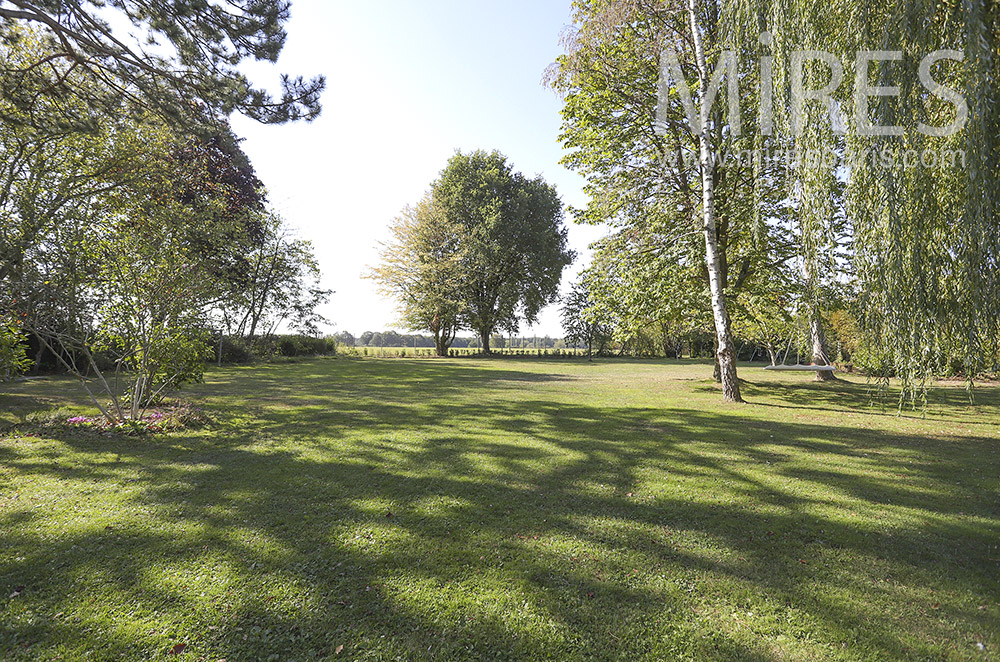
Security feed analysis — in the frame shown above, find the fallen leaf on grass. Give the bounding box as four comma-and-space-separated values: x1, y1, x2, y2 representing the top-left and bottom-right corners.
10, 585, 24, 598
169, 642, 186, 655
335, 644, 344, 654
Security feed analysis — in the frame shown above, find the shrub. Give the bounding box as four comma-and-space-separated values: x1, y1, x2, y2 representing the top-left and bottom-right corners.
209, 335, 338, 364
1, 322, 31, 381
217, 336, 254, 364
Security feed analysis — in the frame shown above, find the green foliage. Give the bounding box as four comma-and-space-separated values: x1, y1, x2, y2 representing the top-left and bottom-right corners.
0, 37, 329, 419
0, 1, 324, 131
551, 0, 999, 399
548, 0, 793, 400
0, 319, 31, 380
433, 150, 575, 352
728, 0, 1000, 398
369, 195, 466, 355
215, 335, 255, 364
561, 275, 613, 356
828, 308, 862, 365
250, 334, 337, 359
371, 151, 574, 355
216, 210, 331, 341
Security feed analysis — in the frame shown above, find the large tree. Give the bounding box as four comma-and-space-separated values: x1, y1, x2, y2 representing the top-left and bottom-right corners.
8, 115, 216, 420
0, 29, 152, 285
728, 0, 1000, 397
3, 106, 325, 419
433, 150, 574, 354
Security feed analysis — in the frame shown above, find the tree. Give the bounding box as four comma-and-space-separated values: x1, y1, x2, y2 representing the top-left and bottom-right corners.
0, 29, 155, 285
168, 126, 268, 289
677, 0, 744, 400
11, 117, 219, 421
561, 275, 612, 358
216, 211, 331, 341
549, 0, 794, 401
334, 331, 355, 347
731, 290, 795, 366
3, 102, 327, 419
581, 222, 712, 363
726, 0, 999, 398
1, 24, 331, 414
434, 150, 574, 354
88, 198, 215, 420
0, 0, 324, 131
369, 195, 466, 356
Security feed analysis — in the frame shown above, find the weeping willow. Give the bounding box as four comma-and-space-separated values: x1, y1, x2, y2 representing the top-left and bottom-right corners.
728, 0, 999, 402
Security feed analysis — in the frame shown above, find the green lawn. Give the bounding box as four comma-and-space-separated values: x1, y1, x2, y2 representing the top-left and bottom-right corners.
1, 358, 998, 661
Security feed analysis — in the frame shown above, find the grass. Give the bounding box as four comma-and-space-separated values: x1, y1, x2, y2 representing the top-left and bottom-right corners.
1, 357, 998, 661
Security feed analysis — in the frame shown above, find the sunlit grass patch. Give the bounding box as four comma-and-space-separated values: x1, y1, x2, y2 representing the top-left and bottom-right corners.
2, 357, 998, 660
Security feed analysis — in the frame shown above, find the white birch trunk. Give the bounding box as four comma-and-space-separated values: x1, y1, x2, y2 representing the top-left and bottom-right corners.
687, 0, 743, 402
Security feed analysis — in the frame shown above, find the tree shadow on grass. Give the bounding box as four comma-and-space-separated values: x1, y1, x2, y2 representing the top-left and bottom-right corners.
2, 361, 998, 660
734, 369, 1000, 422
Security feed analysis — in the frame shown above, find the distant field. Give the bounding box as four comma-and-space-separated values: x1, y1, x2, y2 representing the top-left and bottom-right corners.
337, 346, 591, 358
1, 358, 998, 661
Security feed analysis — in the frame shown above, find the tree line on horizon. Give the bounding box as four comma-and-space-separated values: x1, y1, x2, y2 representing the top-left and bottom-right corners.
333, 330, 573, 351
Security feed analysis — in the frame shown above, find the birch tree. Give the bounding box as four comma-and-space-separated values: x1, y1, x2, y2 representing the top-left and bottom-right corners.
549, 0, 784, 402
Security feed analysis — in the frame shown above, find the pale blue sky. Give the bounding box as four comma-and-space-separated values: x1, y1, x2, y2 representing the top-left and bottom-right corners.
230, 0, 604, 339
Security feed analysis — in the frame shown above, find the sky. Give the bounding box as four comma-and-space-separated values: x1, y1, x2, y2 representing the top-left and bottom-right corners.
228, 0, 605, 340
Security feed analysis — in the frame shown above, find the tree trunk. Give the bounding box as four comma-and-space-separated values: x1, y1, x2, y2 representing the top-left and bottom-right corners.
434, 329, 449, 357
803, 251, 835, 381
810, 308, 836, 381
659, 323, 671, 357
480, 329, 491, 355
712, 334, 721, 381
32, 344, 44, 374
688, 0, 742, 402
766, 343, 778, 366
